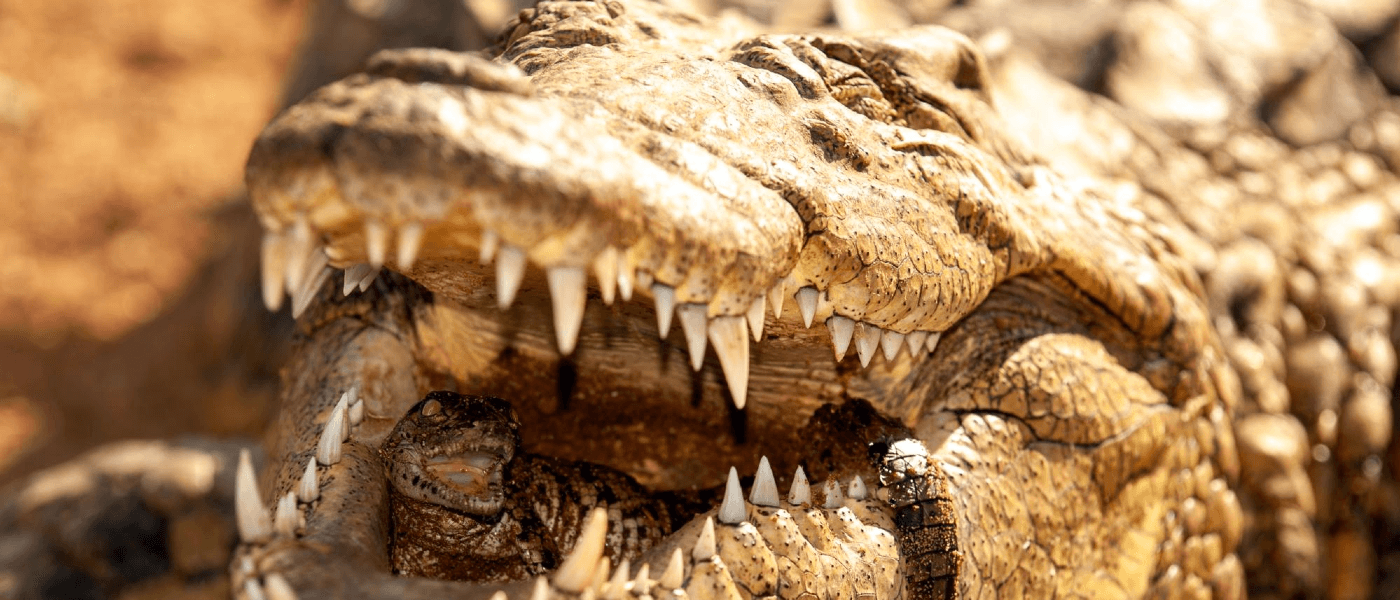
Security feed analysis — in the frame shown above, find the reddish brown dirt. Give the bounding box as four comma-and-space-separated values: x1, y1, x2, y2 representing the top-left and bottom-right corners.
0, 0, 310, 480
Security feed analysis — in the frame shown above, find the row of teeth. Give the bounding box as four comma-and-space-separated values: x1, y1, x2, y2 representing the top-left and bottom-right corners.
233, 383, 885, 600
234, 389, 364, 600
261, 220, 945, 408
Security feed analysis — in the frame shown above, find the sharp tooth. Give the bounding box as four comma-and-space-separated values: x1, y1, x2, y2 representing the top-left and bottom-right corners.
795, 287, 818, 327
480, 230, 500, 264
235, 448, 272, 544
245, 579, 269, 600
343, 264, 372, 296
677, 304, 708, 371
826, 316, 854, 361
926, 331, 943, 353
316, 398, 347, 466
659, 548, 684, 589
298, 458, 319, 503
881, 330, 905, 361
285, 218, 314, 292
532, 576, 549, 600
617, 254, 634, 301
291, 253, 332, 319
788, 466, 810, 506
365, 221, 388, 268
496, 246, 527, 308
396, 222, 424, 270
692, 517, 716, 561
855, 322, 881, 367
274, 492, 298, 537
555, 508, 609, 592
906, 331, 929, 355
823, 479, 844, 508
848, 475, 867, 500
592, 560, 610, 593
605, 558, 629, 599
349, 399, 364, 425
261, 232, 288, 311
750, 456, 779, 507
708, 316, 750, 409
335, 392, 351, 441
633, 564, 651, 595
356, 266, 380, 292
719, 467, 745, 524
767, 280, 786, 320
652, 284, 675, 338
593, 247, 619, 305
745, 296, 764, 342
263, 574, 297, 600
547, 267, 588, 355
489, 592, 507, 600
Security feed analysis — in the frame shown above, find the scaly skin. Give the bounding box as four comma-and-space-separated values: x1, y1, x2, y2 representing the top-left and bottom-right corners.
238, 0, 1244, 598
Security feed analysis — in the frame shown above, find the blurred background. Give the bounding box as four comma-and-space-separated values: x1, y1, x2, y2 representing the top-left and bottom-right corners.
0, 0, 312, 483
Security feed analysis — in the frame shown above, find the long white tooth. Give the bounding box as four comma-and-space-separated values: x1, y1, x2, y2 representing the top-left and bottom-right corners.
334, 392, 351, 441
262, 233, 288, 311
823, 479, 844, 509
349, 399, 364, 425
926, 331, 943, 353
555, 507, 609, 592
263, 574, 297, 600
479, 230, 500, 264
795, 287, 819, 327
274, 492, 298, 537
767, 280, 786, 320
235, 448, 271, 544
677, 304, 708, 371
826, 316, 854, 361
593, 247, 619, 305
396, 222, 424, 270
692, 517, 716, 561
285, 218, 314, 292
652, 284, 675, 338
245, 579, 269, 600
750, 456, 779, 507
617, 254, 634, 301
848, 475, 867, 500
906, 331, 929, 355
365, 221, 388, 268
855, 323, 881, 367
659, 548, 684, 589
343, 264, 372, 296
548, 267, 588, 355
708, 316, 750, 409
316, 398, 346, 466
592, 560, 611, 594
356, 266, 380, 292
745, 296, 765, 342
532, 576, 550, 600
633, 564, 651, 595
788, 466, 810, 506
605, 558, 630, 599
298, 458, 319, 503
881, 330, 905, 361
719, 466, 745, 524
496, 246, 527, 308
291, 255, 332, 319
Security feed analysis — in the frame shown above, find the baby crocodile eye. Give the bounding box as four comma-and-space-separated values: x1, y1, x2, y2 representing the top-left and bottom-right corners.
420, 399, 442, 417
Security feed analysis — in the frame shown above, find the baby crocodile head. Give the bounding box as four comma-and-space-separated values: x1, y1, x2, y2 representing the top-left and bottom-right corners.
381, 392, 520, 517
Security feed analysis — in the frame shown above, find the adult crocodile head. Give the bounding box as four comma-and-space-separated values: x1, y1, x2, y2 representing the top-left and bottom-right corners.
233, 1, 1243, 598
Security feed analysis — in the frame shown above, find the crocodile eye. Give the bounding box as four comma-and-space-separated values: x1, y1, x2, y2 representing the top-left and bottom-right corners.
421, 399, 442, 417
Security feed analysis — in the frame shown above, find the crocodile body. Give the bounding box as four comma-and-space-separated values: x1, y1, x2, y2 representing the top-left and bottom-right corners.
4, 0, 1400, 599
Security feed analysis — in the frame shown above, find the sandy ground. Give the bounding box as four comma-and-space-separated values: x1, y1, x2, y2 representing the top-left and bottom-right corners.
0, 0, 310, 480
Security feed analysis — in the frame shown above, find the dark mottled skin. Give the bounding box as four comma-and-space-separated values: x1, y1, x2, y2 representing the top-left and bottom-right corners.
381, 392, 714, 582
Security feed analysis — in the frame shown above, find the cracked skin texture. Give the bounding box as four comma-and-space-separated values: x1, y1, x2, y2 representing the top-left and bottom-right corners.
228, 0, 1400, 598
238, 1, 1244, 598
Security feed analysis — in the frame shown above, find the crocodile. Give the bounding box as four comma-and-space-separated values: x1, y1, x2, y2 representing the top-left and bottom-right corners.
5, 0, 1400, 598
